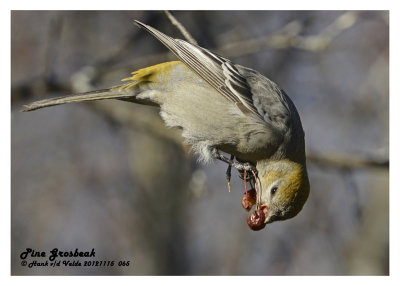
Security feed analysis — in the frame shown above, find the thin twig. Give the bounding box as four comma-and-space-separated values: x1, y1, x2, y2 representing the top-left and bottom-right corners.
164, 11, 198, 45
307, 153, 388, 169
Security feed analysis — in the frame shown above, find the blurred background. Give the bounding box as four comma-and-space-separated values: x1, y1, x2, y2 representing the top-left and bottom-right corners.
11, 10, 389, 275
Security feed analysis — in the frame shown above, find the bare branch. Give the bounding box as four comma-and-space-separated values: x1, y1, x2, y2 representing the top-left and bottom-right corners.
164, 11, 198, 45
307, 153, 388, 169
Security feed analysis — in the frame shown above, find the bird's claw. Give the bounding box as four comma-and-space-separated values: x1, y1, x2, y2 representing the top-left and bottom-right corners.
212, 149, 257, 173
225, 155, 234, 192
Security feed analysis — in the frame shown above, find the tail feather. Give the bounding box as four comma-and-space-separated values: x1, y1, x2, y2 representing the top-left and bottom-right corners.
22, 87, 133, 112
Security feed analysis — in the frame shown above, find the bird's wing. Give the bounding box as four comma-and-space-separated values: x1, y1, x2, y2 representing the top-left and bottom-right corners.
135, 20, 263, 120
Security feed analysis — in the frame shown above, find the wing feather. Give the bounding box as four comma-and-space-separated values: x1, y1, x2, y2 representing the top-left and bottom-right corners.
134, 20, 262, 118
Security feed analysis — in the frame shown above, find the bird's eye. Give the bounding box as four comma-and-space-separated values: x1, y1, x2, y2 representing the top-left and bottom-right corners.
271, 186, 278, 195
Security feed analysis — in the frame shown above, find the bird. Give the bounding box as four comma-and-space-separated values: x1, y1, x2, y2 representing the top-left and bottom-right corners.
23, 20, 310, 227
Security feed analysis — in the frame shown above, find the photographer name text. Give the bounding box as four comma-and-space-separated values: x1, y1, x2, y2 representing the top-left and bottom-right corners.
19, 248, 131, 268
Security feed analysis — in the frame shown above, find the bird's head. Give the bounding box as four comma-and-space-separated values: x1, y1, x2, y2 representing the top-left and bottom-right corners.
257, 159, 310, 224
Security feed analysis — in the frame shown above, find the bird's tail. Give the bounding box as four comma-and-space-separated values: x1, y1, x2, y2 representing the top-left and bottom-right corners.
22, 61, 185, 112
21, 87, 137, 112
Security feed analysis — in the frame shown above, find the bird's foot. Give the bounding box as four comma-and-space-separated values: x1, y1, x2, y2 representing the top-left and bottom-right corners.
212, 149, 259, 193
212, 150, 257, 173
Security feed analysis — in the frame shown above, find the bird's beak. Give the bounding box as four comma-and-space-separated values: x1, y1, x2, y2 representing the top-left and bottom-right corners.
265, 214, 276, 224
261, 205, 280, 224
265, 212, 281, 224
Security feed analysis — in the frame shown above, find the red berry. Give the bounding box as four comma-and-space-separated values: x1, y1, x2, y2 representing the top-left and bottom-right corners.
247, 209, 266, 231
241, 189, 256, 211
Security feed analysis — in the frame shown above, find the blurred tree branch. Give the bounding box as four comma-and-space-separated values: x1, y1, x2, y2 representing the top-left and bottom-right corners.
89, 101, 184, 148
218, 11, 360, 57
307, 153, 388, 169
